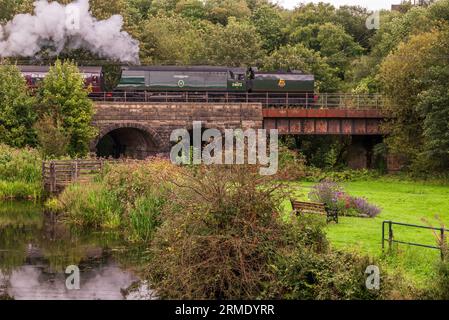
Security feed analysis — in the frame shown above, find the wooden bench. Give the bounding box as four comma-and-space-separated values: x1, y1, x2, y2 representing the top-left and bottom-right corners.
290, 200, 338, 224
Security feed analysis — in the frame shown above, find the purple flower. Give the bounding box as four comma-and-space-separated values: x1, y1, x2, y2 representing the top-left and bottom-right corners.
308, 179, 381, 218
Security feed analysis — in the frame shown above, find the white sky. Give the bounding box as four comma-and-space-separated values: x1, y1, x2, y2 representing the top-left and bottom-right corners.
276, 0, 396, 10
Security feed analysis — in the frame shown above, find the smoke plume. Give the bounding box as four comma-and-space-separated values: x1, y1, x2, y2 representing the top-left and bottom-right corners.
0, 0, 140, 64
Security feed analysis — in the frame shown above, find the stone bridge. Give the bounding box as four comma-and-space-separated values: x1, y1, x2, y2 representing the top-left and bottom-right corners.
91, 102, 386, 169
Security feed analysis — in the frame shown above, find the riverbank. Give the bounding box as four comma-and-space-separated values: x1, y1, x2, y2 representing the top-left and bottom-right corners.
51, 160, 448, 299
6, 153, 441, 299
0, 200, 154, 300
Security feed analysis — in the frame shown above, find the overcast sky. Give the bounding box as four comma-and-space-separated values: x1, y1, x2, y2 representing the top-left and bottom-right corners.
276, 0, 396, 10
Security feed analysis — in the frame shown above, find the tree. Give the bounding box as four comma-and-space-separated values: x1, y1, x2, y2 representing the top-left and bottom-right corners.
34, 115, 70, 158
138, 13, 208, 64
204, 17, 263, 66
0, 0, 33, 23
251, 4, 285, 52
38, 60, 97, 157
287, 2, 337, 27
369, 7, 431, 61
125, 0, 153, 23
289, 23, 364, 79
378, 27, 449, 171
0, 64, 37, 147
175, 0, 207, 20
261, 44, 341, 92
204, 0, 251, 25
335, 5, 375, 49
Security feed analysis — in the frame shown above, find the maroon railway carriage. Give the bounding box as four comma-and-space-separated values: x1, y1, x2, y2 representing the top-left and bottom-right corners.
17, 65, 103, 92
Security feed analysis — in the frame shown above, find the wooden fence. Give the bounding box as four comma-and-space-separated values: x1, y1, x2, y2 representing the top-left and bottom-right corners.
42, 159, 113, 193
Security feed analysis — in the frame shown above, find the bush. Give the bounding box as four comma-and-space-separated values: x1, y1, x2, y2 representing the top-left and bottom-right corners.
57, 158, 180, 241
146, 165, 389, 299
0, 144, 42, 199
0, 180, 41, 200
147, 165, 290, 299
0, 144, 41, 183
34, 115, 70, 158
349, 196, 382, 218
102, 159, 179, 208
304, 167, 381, 182
308, 180, 381, 217
277, 146, 307, 181
126, 195, 167, 242
58, 182, 121, 229
270, 249, 389, 300
428, 261, 449, 299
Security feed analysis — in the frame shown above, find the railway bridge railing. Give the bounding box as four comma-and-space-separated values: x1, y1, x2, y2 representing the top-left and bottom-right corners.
89, 92, 385, 110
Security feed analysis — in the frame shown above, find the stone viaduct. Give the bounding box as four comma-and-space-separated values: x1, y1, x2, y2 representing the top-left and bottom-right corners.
91, 101, 389, 170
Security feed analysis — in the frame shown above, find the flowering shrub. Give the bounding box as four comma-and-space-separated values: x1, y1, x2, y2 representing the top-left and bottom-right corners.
308, 180, 381, 218
349, 196, 382, 218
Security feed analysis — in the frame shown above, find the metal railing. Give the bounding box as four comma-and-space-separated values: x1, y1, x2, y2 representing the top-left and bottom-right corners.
89, 91, 385, 109
382, 220, 449, 260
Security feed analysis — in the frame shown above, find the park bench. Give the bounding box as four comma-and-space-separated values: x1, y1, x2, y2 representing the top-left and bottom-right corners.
290, 200, 338, 224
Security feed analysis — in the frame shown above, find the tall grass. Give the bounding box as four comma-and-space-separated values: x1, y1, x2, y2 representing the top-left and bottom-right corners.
57, 183, 121, 229
0, 144, 42, 200
55, 158, 180, 242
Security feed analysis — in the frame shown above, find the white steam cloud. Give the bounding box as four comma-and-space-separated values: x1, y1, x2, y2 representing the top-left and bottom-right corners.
0, 0, 140, 64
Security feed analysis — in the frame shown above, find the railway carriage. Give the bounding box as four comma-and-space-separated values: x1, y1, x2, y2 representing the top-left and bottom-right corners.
18, 65, 103, 92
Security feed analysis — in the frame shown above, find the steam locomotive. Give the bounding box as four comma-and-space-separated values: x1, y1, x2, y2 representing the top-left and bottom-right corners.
17, 65, 315, 99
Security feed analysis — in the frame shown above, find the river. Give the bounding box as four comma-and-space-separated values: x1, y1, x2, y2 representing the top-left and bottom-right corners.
0, 201, 155, 300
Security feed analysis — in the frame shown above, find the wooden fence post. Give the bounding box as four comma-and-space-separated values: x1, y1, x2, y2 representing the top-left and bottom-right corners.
441, 228, 446, 261
388, 221, 394, 251
50, 161, 56, 193
42, 161, 45, 191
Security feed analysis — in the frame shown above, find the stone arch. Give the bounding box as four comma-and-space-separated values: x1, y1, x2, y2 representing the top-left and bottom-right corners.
92, 123, 166, 159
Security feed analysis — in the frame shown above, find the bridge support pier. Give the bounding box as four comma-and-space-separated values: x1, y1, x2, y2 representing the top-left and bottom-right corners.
346, 135, 383, 170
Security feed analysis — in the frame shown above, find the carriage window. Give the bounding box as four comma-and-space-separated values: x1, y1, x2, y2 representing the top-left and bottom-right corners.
229, 71, 235, 80
237, 74, 245, 81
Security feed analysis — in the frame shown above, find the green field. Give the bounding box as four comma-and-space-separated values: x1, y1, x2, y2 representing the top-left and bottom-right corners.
289, 179, 449, 286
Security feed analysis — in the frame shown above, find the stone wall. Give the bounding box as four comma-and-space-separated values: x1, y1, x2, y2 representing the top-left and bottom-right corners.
92, 102, 263, 153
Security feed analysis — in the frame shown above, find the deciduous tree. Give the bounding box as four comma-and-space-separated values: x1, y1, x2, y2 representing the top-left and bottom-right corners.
378, 27, 449, 171
38, 60, 97, 157
0, 64, 37, 147
261, 44, 341, 92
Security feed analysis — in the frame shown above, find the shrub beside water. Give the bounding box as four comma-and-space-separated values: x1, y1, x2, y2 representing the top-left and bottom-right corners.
147, 165, 288, 299
57, 183, 121, 229
0, 144, 42, 199
56, 159, 181, 242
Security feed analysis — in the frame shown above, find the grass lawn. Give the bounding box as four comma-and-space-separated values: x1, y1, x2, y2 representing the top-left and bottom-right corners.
287, 178, 449, 286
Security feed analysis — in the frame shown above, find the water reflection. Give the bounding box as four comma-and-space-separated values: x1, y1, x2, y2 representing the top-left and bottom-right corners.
0, 201, 154, 300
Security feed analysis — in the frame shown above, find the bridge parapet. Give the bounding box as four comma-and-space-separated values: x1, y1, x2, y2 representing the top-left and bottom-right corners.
263, 108, 385, 135
90, 92, 385, 110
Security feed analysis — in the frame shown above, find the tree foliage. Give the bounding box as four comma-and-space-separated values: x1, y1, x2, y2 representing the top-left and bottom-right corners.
38, 60, 97, 157
262, 44, 341, 92
0, 64, 37, 148
204, 17, 263, 66
2, 0, 449, 173
139, 13, 208, 64
379, 27, 449, 171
